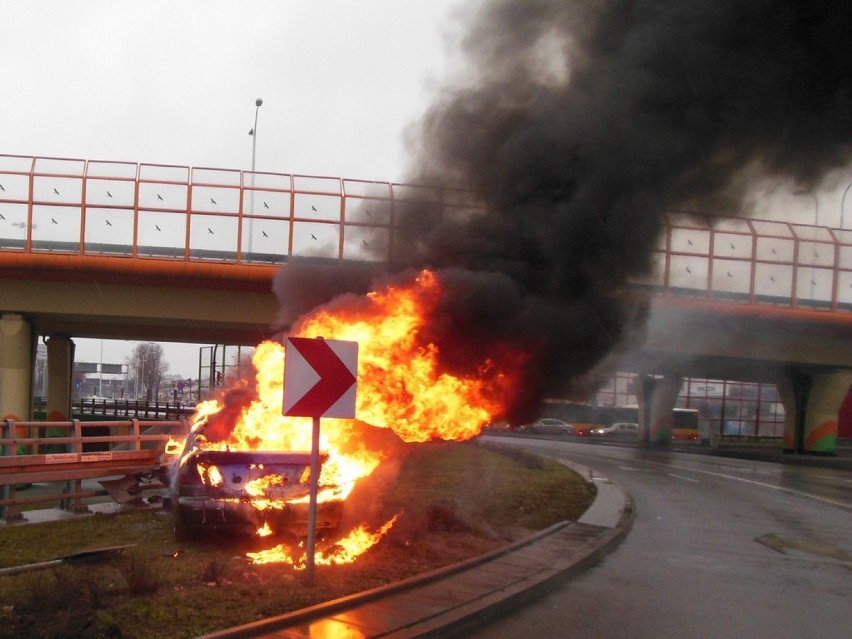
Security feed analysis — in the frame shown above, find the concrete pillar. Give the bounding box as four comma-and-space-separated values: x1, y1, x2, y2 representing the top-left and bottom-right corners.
777, 375, 801, 453
0, 314, 32, 423
636, 373, 683, 444
779, 370, 851, 455
804, 371, 852, 455
46, 335, 74, 421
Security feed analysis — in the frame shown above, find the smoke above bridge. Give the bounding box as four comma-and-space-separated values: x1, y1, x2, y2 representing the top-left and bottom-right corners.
274, 0, 852, 421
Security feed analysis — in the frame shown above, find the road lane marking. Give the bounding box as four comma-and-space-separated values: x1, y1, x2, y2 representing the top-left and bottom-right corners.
667, 473, 699, 483
636, 459, 852, 512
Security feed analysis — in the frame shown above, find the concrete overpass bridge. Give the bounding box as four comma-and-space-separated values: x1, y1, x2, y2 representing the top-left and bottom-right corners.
1, 154, 850, 453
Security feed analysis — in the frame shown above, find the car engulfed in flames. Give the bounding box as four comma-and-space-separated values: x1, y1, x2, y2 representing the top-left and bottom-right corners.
165, 268, 529, 568
171, 443, 343, 541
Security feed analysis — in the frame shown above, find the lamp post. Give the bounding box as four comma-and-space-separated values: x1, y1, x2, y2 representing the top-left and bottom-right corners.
841, 181, 852, 229
248, 98, 263, 257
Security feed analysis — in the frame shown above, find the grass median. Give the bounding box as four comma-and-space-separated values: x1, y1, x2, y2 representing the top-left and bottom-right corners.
0, 439, 595, 639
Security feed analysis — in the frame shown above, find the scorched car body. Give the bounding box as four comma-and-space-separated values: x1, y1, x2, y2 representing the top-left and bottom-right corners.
171, 445, 343, 541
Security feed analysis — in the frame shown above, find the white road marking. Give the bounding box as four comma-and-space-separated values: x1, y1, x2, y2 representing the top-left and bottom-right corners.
667, 473, 699, 483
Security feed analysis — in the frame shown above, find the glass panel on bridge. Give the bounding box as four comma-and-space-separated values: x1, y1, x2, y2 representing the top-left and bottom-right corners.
33, 174, 82, 205
138, 181, 188, 212
33, 156, 85, 178
713, 232, 753, 260
670, 227, 710, 254
293, 192, 340, 221
240, 218, 289, 264
137, 210, 187, 258
665, 211, 711, 229
189, 213, 239, 260
668, 254, 709, 292
342, 222, 388, 262
31, 204, 81, 252
191, 184, 240, 215
292, 175, 342, 195
754, 263, 793, 303
711, 258, 751, 300
0, 202, 28, 250
84, 206, 133, 256
343, 192, 391, 225
291, 220, 340, 259
85, 176, 135, 208
244, 171, 292, 218
756, 235, 794, 262
86, 160, 138, 180
795, 265, 835, 308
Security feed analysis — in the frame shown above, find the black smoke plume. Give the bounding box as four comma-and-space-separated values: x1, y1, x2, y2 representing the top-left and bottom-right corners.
275, 0, 852, 422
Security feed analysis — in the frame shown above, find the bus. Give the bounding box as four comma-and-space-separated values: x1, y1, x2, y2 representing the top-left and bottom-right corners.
670, 408, 700, 442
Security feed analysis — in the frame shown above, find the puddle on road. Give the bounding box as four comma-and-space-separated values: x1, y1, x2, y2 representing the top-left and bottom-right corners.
756, 533, 852, 571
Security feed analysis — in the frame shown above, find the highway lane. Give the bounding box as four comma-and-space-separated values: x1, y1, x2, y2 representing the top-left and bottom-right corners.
472, 438, 852, 639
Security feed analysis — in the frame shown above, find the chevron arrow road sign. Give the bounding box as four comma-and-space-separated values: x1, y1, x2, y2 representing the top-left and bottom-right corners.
283, 337, 358, 419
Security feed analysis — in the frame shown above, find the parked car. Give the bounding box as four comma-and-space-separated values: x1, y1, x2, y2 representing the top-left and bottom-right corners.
525, 418, 575, 436
591, 422, 639, 439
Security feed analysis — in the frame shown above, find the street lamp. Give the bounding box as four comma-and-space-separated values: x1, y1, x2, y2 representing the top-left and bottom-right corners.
841, 181, 852, 229
248, 98, 263, 256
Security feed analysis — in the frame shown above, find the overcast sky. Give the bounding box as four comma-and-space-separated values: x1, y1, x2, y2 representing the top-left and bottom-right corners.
1, 0, 465, 180
3, 0, 468, 379
4, 1, 850, 381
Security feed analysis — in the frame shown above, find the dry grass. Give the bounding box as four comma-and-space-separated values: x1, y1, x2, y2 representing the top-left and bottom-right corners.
0, 440, 594, 639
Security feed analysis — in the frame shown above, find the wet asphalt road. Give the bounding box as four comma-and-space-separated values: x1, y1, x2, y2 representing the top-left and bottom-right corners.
471, 438, 852, 639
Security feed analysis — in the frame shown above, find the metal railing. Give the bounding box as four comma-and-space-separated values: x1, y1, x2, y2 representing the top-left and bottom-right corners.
32, 397, 197, 421
0, 153, 480, 266
642, 211, 852, 312
0, 418, 189, 522
1, 154, 850, 312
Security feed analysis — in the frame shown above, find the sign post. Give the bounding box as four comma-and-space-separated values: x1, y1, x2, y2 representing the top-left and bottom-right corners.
283, 336, 358, 583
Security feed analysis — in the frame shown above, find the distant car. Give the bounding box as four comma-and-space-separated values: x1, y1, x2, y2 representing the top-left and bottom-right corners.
591, 422, 639, 439
525, 418, 575, 436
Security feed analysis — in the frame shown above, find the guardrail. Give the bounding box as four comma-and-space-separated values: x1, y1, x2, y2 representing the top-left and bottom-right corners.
32, 397, 197, 421
0, 418, 189, 522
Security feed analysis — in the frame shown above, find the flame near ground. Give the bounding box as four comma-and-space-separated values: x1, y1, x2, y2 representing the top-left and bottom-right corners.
180, 269, 528, 568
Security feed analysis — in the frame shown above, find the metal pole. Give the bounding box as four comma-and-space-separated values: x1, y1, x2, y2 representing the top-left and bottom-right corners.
306, 415, 321, 585
841, 181, 852, 229
248, 98, 263, 257
98, 339, 103, 397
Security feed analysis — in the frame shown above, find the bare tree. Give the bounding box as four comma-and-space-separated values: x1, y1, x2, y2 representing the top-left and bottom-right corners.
127, 343, 168, 402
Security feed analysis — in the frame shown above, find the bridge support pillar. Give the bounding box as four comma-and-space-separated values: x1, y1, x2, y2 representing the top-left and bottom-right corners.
46, 335, 74, 422
636, 373, 682, 445
780, 370, 851, 455
0, 314, 32, 423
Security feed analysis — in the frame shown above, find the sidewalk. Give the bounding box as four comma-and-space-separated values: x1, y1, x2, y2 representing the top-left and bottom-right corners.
198, 462, 632, 639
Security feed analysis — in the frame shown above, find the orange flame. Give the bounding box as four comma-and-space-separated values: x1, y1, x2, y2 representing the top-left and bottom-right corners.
185, 268, 527, 566
246, 515, 399, 569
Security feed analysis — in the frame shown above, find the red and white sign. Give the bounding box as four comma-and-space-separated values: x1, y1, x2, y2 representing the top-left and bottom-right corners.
283, 337, 358, 418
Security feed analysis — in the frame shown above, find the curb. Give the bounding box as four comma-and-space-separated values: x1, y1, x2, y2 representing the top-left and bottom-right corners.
199, 461, 634, 639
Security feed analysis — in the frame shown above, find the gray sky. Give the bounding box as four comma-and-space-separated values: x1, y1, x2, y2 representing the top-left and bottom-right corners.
3, 0, 466, 379
2, 0, 462, 181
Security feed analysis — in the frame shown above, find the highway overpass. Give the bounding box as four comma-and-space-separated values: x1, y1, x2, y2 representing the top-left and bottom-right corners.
1, 154, 850, 453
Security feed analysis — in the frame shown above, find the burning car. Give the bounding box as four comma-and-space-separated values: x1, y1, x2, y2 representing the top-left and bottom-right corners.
171, 429, 343, 542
